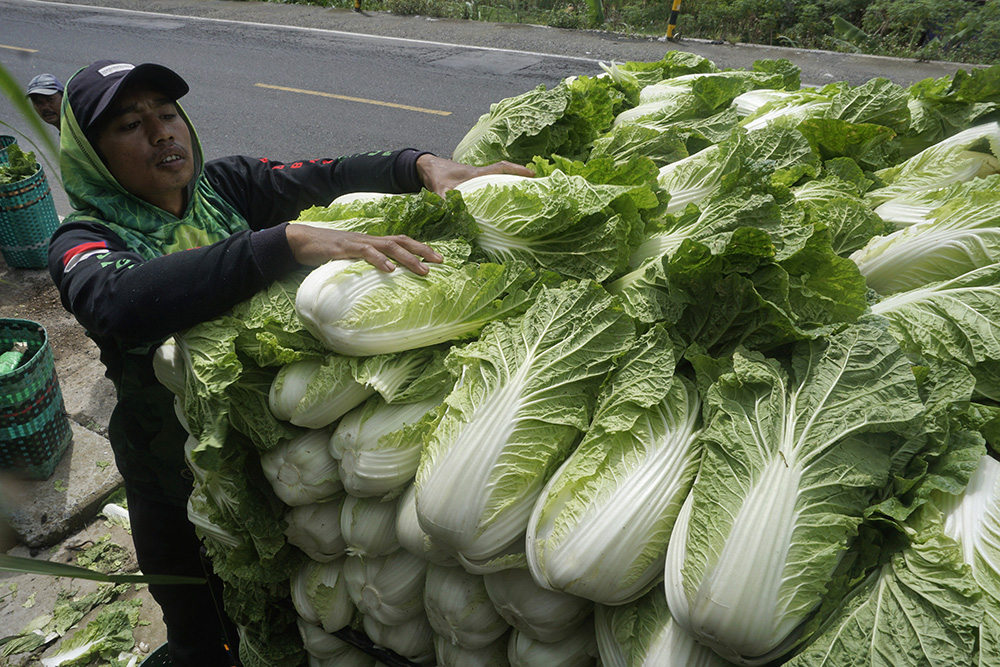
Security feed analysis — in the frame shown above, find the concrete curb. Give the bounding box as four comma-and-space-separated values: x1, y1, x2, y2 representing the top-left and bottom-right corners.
2, 421, 123, 549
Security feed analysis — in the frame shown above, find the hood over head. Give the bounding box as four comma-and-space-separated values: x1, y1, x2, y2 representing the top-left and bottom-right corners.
57, 60, 248, 260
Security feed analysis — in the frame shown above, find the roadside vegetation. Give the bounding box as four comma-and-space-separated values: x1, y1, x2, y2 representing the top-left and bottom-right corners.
265, 0, 1000, 66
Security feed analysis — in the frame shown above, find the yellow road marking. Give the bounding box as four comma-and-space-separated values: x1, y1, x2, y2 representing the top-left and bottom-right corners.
0, 44, 38, 53
255, 83, 451, 116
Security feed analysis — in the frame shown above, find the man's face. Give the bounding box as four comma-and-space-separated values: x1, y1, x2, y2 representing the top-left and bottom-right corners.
94, 85, 194, 217
29, 92, 61, 128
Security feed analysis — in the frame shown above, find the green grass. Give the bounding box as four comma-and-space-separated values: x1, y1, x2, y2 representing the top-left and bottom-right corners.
262, 0, 1000, 66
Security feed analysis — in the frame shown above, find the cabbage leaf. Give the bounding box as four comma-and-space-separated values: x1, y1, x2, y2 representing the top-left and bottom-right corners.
664, 323, 925, 664
415, 280, 635, 564
295, 239, 536, 356
526, 325, 702, 605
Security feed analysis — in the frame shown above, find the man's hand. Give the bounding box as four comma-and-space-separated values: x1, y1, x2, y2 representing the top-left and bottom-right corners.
285, 225, 443, 274
416, 154, 534, 196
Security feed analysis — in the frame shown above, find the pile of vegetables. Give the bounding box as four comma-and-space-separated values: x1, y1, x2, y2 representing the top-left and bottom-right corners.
155, 50, 1000, 666
0, 142, 39, 184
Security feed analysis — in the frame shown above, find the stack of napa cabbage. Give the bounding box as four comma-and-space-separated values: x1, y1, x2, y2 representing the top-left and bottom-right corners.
154, 50, 1000, 667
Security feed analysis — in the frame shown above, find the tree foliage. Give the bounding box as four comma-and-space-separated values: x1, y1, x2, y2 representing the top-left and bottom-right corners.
272, 0, 1000, 66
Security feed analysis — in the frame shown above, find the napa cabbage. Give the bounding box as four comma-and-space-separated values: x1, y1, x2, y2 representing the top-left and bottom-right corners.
902, 67, 1000, 158
283, 499, 347, 563
629, 191, 784, 268
152, 337, 187, 398
296, 618, 377, 666
782, 450, 993, 667
664, 323, 925, 665
259, 429, 342, 506
865, 122, 1000, 207
613, 62, 800, 128
454, 169, 658, 281
330, 390, 449, 498
40, 600, 142, 667
654, 121, 819, 217
526, 325, 702, 605
268, 356, 375, 429
482, 567, 593, 644
424, 563, 510, 650
740, 93, 830, 131
595, 586, 735, 667
656, 144, 730, 213
361, 613, 435, 665
295, 239, 536, 356
395, 484, 455, 566
414, 281, 635, 565
343, 550, 428, 625
586, 121, 690, 168
433, 633, 511, 667
850, 189, 1000, 295
290, 558, 353, 634
452, 74, 621, 165
791, 175, 890, 255
507, 626, 599, 667
872, 174, 1000, 225
293, 188, 473, 241
613, 222, 869, 357
870, 263, 1000, 400
185, 431, 297, 587
599, 51, 719, 103
339, 494, 400, 557
940, 455, 1000, 667
268, 345, 446, 432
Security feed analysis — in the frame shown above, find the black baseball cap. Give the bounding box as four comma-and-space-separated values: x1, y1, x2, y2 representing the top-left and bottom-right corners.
67, 60, 189, 137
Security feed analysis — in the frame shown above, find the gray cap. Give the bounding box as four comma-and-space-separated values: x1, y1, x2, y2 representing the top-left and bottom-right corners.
26, 73, 64, 97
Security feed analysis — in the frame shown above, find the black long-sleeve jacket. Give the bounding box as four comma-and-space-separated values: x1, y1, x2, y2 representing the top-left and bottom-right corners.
49, 147, 427, 505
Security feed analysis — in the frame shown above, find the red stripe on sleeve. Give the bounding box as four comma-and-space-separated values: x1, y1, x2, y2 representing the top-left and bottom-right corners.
62, 241, 108, 267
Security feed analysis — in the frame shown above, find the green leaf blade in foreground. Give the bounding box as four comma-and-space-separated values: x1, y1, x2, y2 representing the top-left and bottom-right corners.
0, 554, 205, 585
664, 323, 925, 665
415, 280, 635, 566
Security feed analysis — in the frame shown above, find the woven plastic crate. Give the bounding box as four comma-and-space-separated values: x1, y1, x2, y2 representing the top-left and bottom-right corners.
0, 164, 60, 269
138, 643, 172, 667
0, 136, 14, 166
0, 319, 72, 480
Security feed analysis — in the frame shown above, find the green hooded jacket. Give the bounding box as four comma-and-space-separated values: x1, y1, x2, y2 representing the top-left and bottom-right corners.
50, 84, 417, 505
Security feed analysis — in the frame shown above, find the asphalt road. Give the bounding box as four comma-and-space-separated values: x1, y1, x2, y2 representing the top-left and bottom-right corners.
0, 0, 987, 218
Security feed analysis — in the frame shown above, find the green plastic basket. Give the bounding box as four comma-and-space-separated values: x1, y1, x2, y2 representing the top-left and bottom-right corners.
0, 164, 59, 269
138, 643, 172, 667
0, 136, 14, 166
0, 318, 72, 480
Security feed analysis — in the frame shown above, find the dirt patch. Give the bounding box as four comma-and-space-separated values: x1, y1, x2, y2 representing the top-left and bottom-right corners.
0, 513, 166, 666
0, 258, 163, 665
